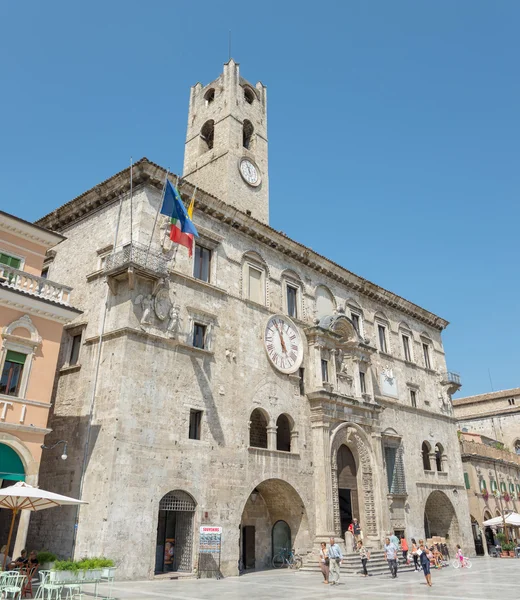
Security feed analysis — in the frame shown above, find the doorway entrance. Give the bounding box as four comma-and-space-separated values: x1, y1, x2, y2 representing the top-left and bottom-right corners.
155, 490, 196, 574
242, 526, 256, 569
423, 491, 460, 551
337, 445, 359, 536
272, 520, 291, 558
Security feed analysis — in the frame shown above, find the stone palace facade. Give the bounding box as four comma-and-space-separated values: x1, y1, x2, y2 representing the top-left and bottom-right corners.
28, 60, 473, 579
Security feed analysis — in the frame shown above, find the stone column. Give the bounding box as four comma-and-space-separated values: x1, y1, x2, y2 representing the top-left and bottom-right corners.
310, 405, 335, 539
267, 425, 277, 450
290, 430, 299, 454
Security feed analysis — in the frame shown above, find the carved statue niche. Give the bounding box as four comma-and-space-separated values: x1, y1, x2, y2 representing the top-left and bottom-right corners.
167, 305, 181, 339
135, 294, 155, 326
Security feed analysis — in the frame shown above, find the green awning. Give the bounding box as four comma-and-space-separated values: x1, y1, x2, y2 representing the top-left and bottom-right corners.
0, 444, 26, 481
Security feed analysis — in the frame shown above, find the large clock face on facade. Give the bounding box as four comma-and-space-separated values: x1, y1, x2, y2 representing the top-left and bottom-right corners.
239, 158, 261, 187
264, 315, 304, 374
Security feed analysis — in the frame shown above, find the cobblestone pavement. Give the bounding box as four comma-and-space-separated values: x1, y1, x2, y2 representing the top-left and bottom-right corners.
86, 558, 517, 599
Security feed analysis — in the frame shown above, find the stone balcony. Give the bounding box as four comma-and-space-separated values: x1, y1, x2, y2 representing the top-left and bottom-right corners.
0, 264, 73, 306
460, 440, 520, 467
440, 371, 462, 395
104, 242, 169, 292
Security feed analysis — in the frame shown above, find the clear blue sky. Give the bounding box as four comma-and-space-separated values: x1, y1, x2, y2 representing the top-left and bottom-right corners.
1, 1, 518, 397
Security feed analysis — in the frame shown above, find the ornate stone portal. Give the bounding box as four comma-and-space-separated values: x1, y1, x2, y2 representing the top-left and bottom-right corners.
330, 424, 378, 538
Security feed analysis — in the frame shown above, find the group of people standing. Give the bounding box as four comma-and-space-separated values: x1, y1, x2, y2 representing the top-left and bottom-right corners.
318, 525, 441, 587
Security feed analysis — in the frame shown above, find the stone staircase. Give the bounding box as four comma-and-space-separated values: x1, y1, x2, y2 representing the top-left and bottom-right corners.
300, 548, 416, 578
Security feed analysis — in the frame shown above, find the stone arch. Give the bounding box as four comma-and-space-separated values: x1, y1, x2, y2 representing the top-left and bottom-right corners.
330, 423, 377, 538
275, 413, 293, 452
434, 443, 444, 472
424, 491, 461, 550
240, 478, 310, 569
243, 119, 254, 149
4, 315, 42, 343
204, 88, 215, 104
319, 314, 359, 344
0, 433, 38, 480
243, 85, 256, 104
315, 285, 336, 319
422, 441, 432, 470
249, 408, 269, 449
200, 119, 214, 152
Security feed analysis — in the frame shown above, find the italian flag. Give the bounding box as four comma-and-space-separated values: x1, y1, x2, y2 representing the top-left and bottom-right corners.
160, 179, 198, 257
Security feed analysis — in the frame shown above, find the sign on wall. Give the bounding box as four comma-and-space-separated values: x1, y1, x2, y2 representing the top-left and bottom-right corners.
199, 526, 222, 554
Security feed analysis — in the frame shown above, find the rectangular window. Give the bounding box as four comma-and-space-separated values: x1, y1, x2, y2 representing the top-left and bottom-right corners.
410, 389, 417, 408
351, 313, 360, 334
480, 479, 487, 492
189, 409, 202, 440
286, 285, 298, 318
402, 334, 411, 361
490, 480, 497, 492
359, 371, 366, 394
248, 266, 263, 304
0, 351, 26, 397
464, 472, 470, 489
0, 253, 22, 269
385, 446, 397, 492
194, 245, 211, 283
422, 343, 431, 369
69, 334, 82, 366
378, 324, 388, 353
193, 323, 207, 349
298, 367, 305, 396
321, 359, 329, 383
41, 267, 49, 279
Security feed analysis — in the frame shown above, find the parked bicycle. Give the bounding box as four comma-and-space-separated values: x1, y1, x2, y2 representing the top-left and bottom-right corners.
272, 548, 303, 569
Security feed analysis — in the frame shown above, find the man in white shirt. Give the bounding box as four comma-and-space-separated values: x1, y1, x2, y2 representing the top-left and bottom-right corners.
384, 537, 398, 578
328, 537, 343, 585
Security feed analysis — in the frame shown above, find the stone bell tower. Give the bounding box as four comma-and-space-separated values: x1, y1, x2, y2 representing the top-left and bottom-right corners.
183, 59, 269, 224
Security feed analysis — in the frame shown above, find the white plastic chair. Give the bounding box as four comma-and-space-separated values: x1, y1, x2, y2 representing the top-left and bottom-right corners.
35, 571, 61, 599
0, 572, 25, 599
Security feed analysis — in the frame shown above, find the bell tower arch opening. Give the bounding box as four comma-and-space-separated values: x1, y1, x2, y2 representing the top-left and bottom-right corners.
183, 59, 269, 224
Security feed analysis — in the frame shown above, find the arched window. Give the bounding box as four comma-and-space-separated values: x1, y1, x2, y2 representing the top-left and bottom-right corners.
422, 441, 431, 471
200, 120, 214, 153
435, 444, 444, 472
244, 86, 255, 104
243, 120, 254, 149
204, 88, 215, 104
276, 414, 292, 452
315, 285, 335, 319
249, 408, 268, 449
514, 440, 520, 455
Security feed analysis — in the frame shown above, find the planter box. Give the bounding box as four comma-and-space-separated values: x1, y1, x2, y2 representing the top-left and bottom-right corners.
101, 567, 116, 579
40, 561, 55, 571
50, 568, 103, 582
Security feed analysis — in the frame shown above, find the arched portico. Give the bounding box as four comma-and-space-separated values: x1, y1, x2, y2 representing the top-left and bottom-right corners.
330, 423, 378, 540
240, 479, 310, 571
424, 490, 461, 552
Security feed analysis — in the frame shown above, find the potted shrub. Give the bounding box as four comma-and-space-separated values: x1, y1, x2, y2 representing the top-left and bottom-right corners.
37, 550, 57, 571
502, 542, 515, 557
51, 557, 115, 581
51, 560, 83, 582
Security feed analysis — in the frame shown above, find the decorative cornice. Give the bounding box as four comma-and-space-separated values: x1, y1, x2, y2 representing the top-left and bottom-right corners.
0, 288, 82, 323
0, 210, 65, 247
36, 158, 449, 331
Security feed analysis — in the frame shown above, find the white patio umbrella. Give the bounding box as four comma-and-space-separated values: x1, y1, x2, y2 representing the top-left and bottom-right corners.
0, 481, 86, 569
483, 512, 520, 527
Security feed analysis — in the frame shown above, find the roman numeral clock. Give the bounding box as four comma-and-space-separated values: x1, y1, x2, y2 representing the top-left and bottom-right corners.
264, 315, 304, 374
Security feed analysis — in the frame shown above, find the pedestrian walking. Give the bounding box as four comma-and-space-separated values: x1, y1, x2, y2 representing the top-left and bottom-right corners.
411, 538, 420, 571
418, 539, 432, 587
400, 536, 409, 563
353, 518, 363, 543
357, 540, 370, 577
384, 537, 398, 578
318, 541, 329, 584
328, 537, 343, 585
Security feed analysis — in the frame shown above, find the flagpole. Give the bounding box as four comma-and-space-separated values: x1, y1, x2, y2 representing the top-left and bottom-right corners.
129, 157, 133, 245
146, 169, 170, 265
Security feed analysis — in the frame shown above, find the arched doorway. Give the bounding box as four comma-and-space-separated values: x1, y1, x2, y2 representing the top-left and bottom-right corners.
0, 443, 26, 553
483, 510, 494, 549
155, 490, 196, 574
337, 445, 359, 536
272, 520, 291, 558
424, 491, 460, 550
240, 479, 309, 571
470, 515, 484, 555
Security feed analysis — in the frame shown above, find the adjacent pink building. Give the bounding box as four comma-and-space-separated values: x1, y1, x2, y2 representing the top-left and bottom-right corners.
0, 210, 80, 556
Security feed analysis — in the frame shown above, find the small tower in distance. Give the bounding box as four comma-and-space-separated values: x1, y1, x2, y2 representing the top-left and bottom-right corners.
183, 60, 269, 224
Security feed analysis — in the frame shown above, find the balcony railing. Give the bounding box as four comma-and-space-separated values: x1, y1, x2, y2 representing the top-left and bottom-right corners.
441, 371, 461, 386
104, 242, 169, 277
0, 264, 73, 305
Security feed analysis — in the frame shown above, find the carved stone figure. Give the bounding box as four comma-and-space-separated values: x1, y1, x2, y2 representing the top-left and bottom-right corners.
154, 288, 171, 321
141, 294, 154, 325
167, 305, 180, 338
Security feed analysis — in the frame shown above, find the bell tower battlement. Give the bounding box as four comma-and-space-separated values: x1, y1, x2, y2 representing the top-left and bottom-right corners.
183, 59, 269, 224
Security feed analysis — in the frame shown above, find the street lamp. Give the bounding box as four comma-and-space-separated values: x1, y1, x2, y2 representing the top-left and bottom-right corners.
41, 440, 68, 461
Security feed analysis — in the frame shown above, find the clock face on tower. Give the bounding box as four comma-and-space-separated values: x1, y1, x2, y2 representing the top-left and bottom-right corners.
239, 158, 261, 187
264, 315, 304, 374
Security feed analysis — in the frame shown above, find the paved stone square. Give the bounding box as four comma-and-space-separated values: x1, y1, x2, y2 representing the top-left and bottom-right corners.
86, 558, 518, 599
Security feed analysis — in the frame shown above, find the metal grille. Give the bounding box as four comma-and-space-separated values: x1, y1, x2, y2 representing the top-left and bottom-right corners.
105, 242, 169, 275
159, 490, 196, 512
175, 511, 194, 572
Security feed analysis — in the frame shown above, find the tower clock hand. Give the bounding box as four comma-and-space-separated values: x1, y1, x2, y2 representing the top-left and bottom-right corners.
274, 322, 287, 353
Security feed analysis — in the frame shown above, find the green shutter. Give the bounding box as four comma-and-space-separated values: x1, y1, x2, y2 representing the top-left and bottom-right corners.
500, 482, 506, 493
6, 350, 27, 365
0, 443, 26, 481
480, 479, 487, 491
491, 480, 496, 492
0, 253, 21, 269
464, 472, 470, 489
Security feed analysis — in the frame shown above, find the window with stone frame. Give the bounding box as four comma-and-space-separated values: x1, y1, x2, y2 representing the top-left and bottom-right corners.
421, 337, 433, 370
200, 120, 214, 153
249, 408, 268, 449
193, 244, 212, 283
193, 323, 207, 349
243, 120, 254, 149
246, 263, 265, 305
384, 443, 406, 495
286, 284, 298, 318
0, 351, 26, 396
422, 441, 432, 470
464, 472, 470, 489
321, 359, 329, 383
410, 389, 417, 408
377, 323, 389, 354
276, 414, 292, 452
189, 409, 202, 440
359, 371, 367, 394
402, 333, 412, 362
434, 443, 444, 472
186, 307, 216, 352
